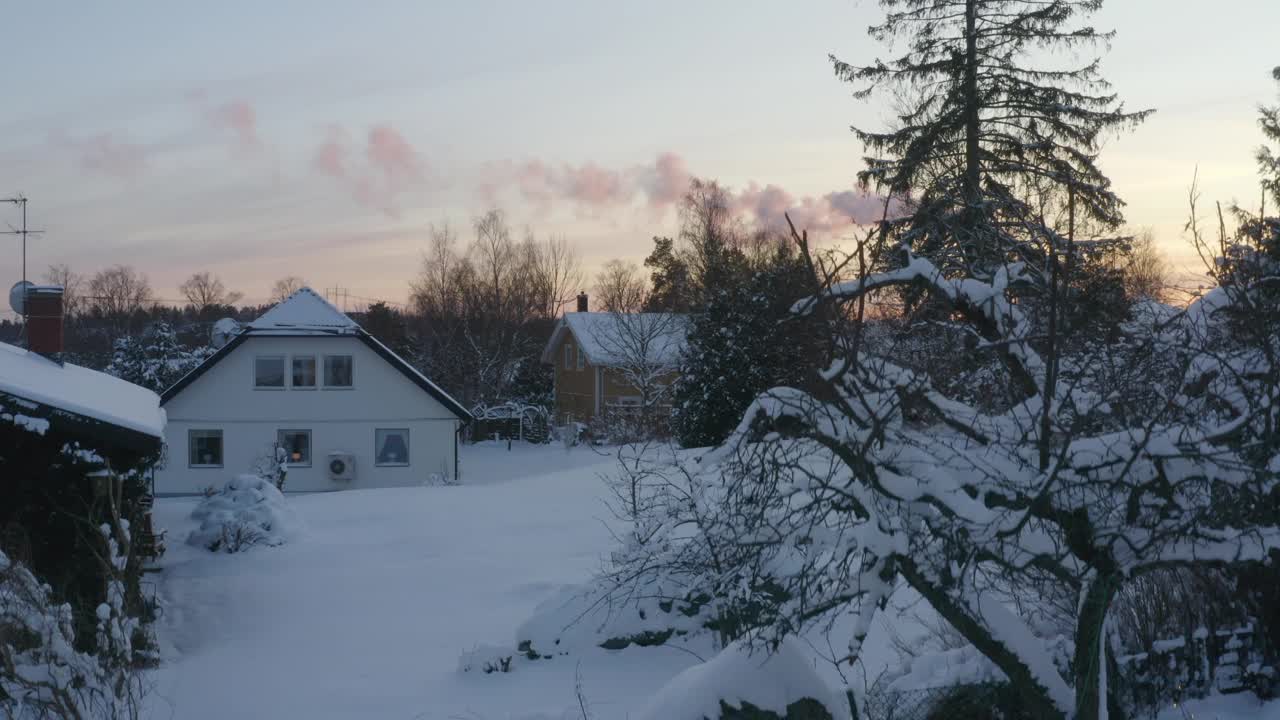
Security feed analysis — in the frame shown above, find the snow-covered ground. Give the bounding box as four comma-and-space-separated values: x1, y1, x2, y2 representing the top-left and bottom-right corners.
145, 441, 1280, 720
146, 442, 702, 719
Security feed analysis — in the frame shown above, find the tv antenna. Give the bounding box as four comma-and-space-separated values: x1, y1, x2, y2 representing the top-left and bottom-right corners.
1, 195, 45, 318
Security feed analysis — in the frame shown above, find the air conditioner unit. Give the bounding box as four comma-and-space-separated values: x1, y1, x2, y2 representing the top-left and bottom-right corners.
327, 452, 356, 482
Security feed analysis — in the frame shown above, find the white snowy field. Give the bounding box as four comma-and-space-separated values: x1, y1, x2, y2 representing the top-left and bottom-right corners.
143, 440, 1280, 720
145, 442, 704, 720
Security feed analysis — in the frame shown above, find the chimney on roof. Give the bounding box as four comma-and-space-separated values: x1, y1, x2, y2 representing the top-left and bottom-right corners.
576, 292, 588, 313
26, 286, 64, 356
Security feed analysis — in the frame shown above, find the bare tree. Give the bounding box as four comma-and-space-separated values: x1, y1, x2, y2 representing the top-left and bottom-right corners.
1122, 228, 1170, 302
41, 264, 84, 319
593, 260, 648, 313
270, 276, 307, 303
87, 265, 153, 324
528, 232, 583, 319
179, 271, 243, 312
407, 212, 551, 407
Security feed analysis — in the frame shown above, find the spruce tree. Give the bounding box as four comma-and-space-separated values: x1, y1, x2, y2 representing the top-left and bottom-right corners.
673, 249, 819, 448
1257, 66, 1280, 209
834, 0, 1151, 279
106, 322, 211, 393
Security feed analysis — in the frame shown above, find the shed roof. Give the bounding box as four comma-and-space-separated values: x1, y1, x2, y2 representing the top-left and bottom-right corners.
0, 342, 165, 438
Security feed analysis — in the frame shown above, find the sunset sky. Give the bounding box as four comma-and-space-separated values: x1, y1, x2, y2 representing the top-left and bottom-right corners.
1, 1, 1276, 311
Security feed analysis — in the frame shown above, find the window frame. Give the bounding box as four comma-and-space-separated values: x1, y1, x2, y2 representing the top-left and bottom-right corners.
563, 343, 573, 370
576, 346, 585, 370
277, 428, 313, 467
374, 428, 411, 467
188, 429, 224, 468
253, 355, 286, 389
291, 355, 317, 389
322, 354, 354, 389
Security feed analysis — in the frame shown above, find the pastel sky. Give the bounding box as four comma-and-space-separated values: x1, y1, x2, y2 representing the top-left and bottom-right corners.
1, 1, 1276, 310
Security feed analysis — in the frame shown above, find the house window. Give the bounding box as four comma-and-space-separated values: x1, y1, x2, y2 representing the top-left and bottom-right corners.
375, 428, 410, 466
564, 343, 573, 370
189, 429, 223, 468
576, 346, 585, 370
292, 356, 316, 388
254, 356, 285, 388
324, 355, 353, 387
278, 429, 312, 466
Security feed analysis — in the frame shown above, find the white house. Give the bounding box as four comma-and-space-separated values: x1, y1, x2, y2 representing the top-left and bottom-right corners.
154, 288, 471, 495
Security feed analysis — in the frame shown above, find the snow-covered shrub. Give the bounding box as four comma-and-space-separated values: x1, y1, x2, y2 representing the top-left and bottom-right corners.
186, 475, 302, 553
1, 550, 145, 719
635, 637, 844, 720
457, 644, 516, 674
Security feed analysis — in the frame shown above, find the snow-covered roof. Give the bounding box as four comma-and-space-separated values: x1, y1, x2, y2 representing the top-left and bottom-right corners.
541, 312, 689, 367
248, 287, 358, 333
0, 342, 165, 439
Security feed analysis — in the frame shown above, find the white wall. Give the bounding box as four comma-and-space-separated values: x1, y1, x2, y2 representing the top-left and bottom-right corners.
154, 335, 461, 494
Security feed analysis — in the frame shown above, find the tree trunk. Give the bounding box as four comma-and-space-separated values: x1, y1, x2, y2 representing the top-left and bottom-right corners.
898, 559, 1066, 720
963, 0, 983, 264
1073, 576, 1123, 720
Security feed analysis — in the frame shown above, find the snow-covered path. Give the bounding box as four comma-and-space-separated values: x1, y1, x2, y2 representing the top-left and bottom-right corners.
146, 443, 696, 719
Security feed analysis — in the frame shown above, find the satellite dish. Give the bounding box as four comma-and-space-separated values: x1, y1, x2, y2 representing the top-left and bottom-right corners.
8, 281, 34, 315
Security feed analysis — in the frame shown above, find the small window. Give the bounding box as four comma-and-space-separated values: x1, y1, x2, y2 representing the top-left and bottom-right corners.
255, 356, 285, 388
576, 346, 585, 370
292, 356, 316, 388
324, 355, 353, 387
564, 343, 573, 370
278, 429, 312, 467
375, 428, 410, 466
189, 429, 223, 468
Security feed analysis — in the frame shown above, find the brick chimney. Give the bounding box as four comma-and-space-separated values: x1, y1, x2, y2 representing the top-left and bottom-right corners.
576, 292, 588, 313
25, 286, 64, 356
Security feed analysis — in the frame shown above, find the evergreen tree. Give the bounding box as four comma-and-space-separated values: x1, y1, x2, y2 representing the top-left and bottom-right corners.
673, 249, 820, 448
105, 322, 212, 393
642, 236, 694, 312
1257, 66, 1280, 210
834, 0, 1151, 280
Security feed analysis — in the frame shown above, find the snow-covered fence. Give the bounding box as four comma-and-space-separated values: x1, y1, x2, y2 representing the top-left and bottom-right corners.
467, 402, 551, 444
1115, 625, 1275, 714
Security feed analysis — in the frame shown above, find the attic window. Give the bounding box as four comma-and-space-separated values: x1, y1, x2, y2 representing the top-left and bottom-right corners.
564, 343, 573, 370
255, 356, 285, 388
576, 346, 585, 370
292, 356, 316, 388
324, 355, 353, 387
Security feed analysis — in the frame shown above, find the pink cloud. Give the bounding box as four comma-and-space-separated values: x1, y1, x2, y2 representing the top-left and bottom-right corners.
313, 127, 349, 179
312, 124, 426, 218
563, 163, 629, 206
475, 150, 897, 234
50, 131, 148, 177
367, 125, 422, 183
209, 100, 260, 149
640, 152, 692, 208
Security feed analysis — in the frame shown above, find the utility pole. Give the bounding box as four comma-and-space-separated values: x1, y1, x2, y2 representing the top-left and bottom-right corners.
1, 195, 45, 321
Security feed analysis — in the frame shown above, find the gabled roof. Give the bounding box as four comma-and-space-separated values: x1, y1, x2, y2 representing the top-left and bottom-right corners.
540, 312, 689, 368
0, 342, 165, 439
248, 287, 359, 333
161, 288, 471, 421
